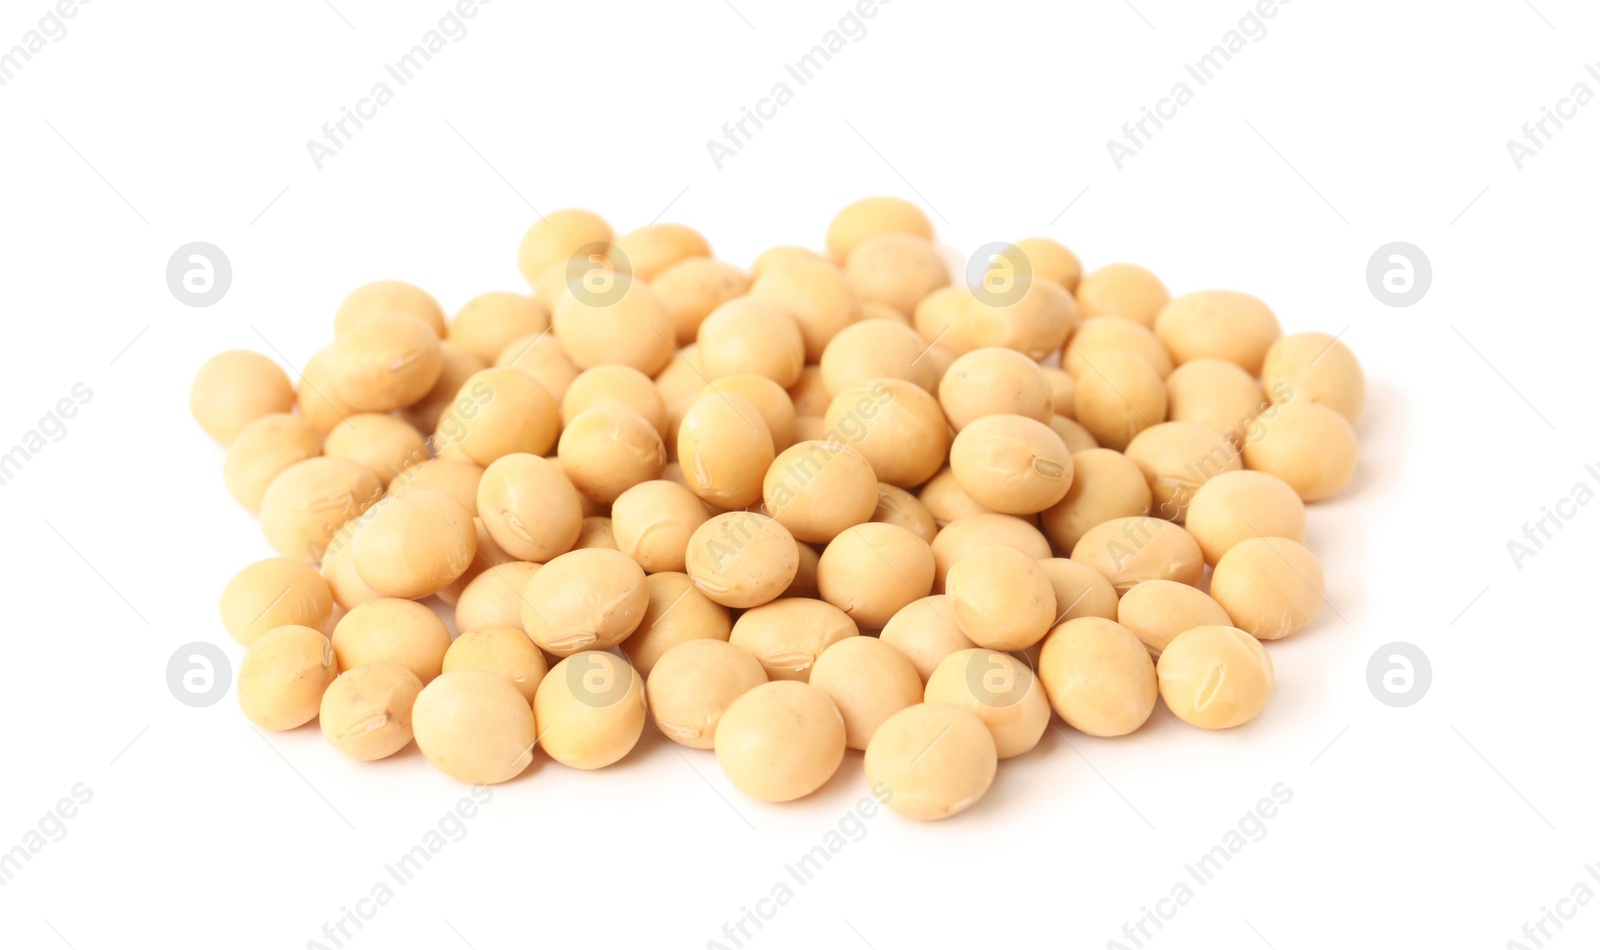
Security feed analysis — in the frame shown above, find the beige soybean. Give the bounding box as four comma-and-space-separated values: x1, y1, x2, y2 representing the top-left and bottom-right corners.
865, 703, 997, 820
826, 196, 934, 262
752, 245, 826, 279
656, 345, 710, 408
763, 440, 878, 544
561, 365, 667, 434
698, 375, 796, 452
1036, 557, 1119, 623
444, 625, 548, 705
412, 669, 537, 785
1049, 416, 1099, 454
784, 541, 823, 599
237, 625, 337, 731
1157, 625, 1275, 729
259, 457, 382, 561
677, 393, 774, 510
1262, 331, 1366, 423
1070, 516, 1204, 594
558, 405, 667, 505
1241, 400, 1359, 501
730, 597, 859, 681
919, 466, 992, 526
327, 313, 444, 412
332, 599, 452, 683
1011, 236, 1082, 291
616, 222, 712, 282
809, 636, 924, 750
823, 380, 947, 487
1075, 262, 1170, 327
786, 365, 832, 418
646, 639, 767, 749
945, 545, 1056, 650
1037, 617, 1158, 737
1155, 290, 1281, 375
924, 648, 1050, 758
333, 280, 446, 337
819, 319, 939, 396
612, 480, 711, 573
405, 341, 487, 435
449, 292, 549, 365
844, 233, 950, 316
435, 518, 514, 607
454, 561, 542, 634
944, 275, 1078, 366
1210, 536, 1325, 640
1063, 316, 1174, 378
621, 572, 734, 676
1041, 366, 1077, 418
223, 414, 322, 512
535, 651, 647, 770
321, 520, 384, 611
1072, 349, 1167, 452
929, 512, 1050, 592
573, 516, 617, 551
1118, 580, 1232, 656
865, 297, 917, 322
1165, 358, 1266, 448
938, 347, 1053, 431
516, 208, 614, 287
552, 276, 675, 375
520, 548, 649, 656
319, 663, 424, 761
793, 416, 826, 443
325, 414, 427, 486
296, 346, 356, 435
748, 257, 862, 361
696, 298, 806, 388
817, 523, 935, 629
495, 330, 580, 402
686, 511, 799, 608
879, 595, 971, 683
390, 458, 483, 516
351, 490, 476, 599
714, 681, 847, 802
653, 257, 751, 345
220, 557, 333, 647
191, 350, 295, 444
474, 455, 582, 565
1040, 448, 1152, 554
1124, 422, 1241, 523
872, 483, 937, 544
1186, 470, 1307, 565
949, 414, 1073, 516
435, 369, 559, 465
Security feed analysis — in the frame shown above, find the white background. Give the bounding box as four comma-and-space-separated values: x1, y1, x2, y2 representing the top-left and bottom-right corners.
1, 1, 1595, 948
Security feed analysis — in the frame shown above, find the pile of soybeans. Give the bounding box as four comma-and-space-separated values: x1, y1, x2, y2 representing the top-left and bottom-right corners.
191, 197, 1363, 820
